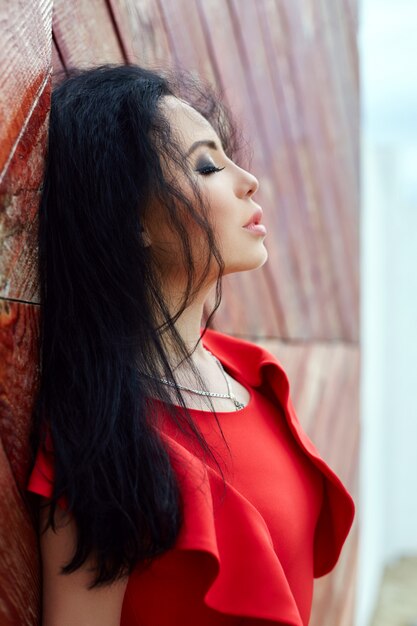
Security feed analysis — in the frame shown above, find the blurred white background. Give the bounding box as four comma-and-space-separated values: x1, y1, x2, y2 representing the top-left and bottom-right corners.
357, 0, 417, 624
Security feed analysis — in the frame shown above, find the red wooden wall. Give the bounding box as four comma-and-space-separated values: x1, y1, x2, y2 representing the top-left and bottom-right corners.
0, 1, 359, 624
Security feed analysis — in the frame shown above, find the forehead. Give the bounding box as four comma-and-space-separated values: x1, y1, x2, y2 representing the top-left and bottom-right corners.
159, 95, 218, 146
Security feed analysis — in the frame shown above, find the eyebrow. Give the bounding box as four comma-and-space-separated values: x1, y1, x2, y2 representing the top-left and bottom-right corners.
186, 139, 219, 157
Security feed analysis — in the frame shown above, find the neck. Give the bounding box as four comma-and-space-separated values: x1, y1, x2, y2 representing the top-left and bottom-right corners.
156, 282, 217, 370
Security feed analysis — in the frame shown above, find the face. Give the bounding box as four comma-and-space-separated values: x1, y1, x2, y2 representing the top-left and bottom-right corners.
146, 95, 268, 287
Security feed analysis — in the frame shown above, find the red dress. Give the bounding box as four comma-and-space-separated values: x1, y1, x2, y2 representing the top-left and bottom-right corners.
26, 328, 355, 626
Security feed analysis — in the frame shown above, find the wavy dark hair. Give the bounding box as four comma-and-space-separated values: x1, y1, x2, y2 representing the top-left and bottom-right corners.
28, 63, 248, 589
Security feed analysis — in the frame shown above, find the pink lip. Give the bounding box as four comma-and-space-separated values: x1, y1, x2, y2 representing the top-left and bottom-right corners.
242, 206, 266, 235
243, 223, 267, 235
243, 207, 263, 228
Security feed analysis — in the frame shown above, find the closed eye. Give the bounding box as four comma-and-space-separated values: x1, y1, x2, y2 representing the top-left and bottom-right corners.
196, 165, 226, 176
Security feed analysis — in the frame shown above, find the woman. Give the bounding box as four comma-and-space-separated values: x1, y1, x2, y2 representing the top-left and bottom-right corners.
26, 64, 355, 626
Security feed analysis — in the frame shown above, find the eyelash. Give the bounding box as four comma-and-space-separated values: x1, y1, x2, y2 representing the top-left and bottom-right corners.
196, 165, 226, 176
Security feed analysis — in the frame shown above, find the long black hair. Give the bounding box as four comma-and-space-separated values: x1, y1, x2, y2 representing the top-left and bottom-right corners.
28, 63, 247, 589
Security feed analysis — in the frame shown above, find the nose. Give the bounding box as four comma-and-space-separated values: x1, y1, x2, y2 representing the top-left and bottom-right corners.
235, 165, 260, 199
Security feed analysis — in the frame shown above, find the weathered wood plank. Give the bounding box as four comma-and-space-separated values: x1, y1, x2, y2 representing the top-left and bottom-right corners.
51, 35, 66, 85
271, 0, 358, 340
0, 0, 53, 176
257, 0, 339, 338
107, 0, 172, 67
0, 0, 52, 301
0, 3, 52, 623
0, 80, 50, 302
0, 438, 41, 626
0, 300, 42, 626
0, 300, 40, 482
156, 0, 219, 85
52, 0, 124, 67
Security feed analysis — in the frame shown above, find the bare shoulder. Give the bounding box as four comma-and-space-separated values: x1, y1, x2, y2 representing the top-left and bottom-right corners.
39, 497, 128, 626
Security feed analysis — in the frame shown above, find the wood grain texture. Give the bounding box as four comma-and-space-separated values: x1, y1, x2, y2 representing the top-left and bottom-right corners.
0, 300, 41, 484
0, 300, 42, 626
155, 0, 219, 86
51, 34, 66, 86
0, 2, 52, 622
107, 0, 172, 67
0, 0, 53, 175
52, 0, 124, 67
0, 0, 53, 302
0, 81, 50, 302
0, 438, 41, 626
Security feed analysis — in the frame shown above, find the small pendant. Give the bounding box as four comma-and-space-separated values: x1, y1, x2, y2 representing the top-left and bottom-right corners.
229, 391, 245, 411
234, 399, 245, 410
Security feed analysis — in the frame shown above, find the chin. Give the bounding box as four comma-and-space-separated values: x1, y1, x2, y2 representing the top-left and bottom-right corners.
224, 244, 268, 275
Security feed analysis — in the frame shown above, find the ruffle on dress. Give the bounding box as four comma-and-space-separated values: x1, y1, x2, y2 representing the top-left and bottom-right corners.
151, 431, 310, 624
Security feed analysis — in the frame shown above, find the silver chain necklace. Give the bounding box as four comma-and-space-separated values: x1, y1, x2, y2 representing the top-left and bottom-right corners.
155, 348, 246, 411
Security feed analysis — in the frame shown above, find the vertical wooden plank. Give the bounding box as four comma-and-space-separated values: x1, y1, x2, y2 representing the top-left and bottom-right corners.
51, 34, 66, 77
0, 434, 41, 626
0, 0, 52, 174
155, 0, 219, 86
312, 0, 359, 291
107, 0, 173, 67
0, 301, 44, 624
273, 0, 358, 339
257, 0, 339, 337
0, 300, 41, 483
52, 0, 124, 67
0, 81, 50, 302
0, 0, 53, 302
0, 2, 53, 622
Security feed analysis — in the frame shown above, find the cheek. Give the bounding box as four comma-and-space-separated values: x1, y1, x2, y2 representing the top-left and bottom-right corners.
209, 197, 239, 237
205, 191, 234, 232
